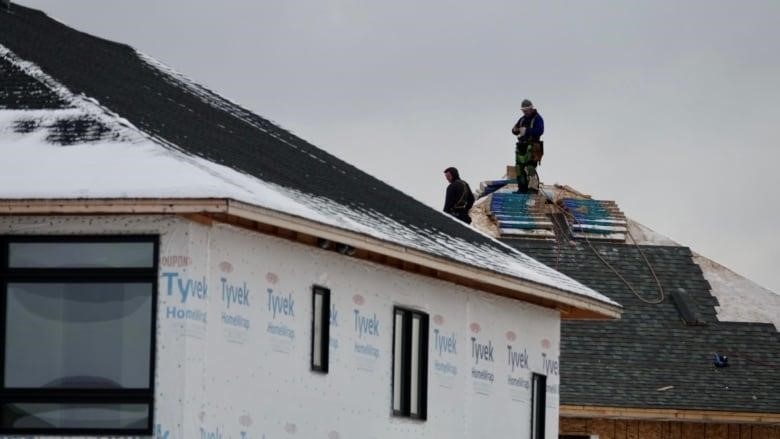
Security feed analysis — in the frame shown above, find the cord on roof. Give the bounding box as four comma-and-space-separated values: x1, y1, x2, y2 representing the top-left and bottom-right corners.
550, 190, 666, 304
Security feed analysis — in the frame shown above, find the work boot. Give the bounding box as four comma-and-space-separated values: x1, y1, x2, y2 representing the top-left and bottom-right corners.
516, 177, 528, 194
527, 166, 539, 194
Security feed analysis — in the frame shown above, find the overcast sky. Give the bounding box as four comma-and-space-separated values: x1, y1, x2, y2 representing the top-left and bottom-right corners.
17, 0, 780, 294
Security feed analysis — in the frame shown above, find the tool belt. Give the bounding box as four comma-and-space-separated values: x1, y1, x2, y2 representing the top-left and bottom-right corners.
516, 140, 544, 164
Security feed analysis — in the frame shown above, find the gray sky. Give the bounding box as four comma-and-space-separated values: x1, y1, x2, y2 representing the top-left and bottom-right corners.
17, 0, 780, 294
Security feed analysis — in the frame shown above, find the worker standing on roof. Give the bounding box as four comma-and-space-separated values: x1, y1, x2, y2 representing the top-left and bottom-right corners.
443, 167, 475, 224
511, 99, 544, 194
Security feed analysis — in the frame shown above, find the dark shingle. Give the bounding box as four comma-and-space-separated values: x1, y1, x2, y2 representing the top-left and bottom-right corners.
0, 56, 68, 109
504, 239, 780, 414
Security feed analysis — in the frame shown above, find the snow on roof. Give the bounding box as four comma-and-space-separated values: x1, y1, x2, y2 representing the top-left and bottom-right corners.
626, 218, 679, 247
0, 44, 618, 310
628, 218, 779, 329
694, 254, 780, 330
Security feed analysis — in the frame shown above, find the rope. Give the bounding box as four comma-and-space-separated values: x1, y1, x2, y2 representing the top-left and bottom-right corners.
547, 205, 570, 270
549, 189, 665, 305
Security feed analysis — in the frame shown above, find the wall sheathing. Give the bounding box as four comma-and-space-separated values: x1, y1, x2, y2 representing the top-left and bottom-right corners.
0, 215, 562, 439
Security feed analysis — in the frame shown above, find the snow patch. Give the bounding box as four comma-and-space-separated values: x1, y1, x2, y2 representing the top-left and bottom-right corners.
469, 197, 500, 238
693, 254, 780, 330
626, 218, 679, 246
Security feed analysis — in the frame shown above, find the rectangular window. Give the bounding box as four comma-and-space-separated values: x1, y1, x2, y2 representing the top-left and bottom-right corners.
310, 286, 330, 373
531, 373, 547, 439
0, 236, 157, 436
391, 307, 428, 419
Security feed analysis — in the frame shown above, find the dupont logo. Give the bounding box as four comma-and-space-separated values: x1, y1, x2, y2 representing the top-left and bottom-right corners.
469, 322, 481, 333
541, 338, 552, 349
352, 294, 365, 306
505, 331, 517, 342
160, 255, 191, 267
238, 414, 252, 428
265, 272, 279, 285
284, 422, 297, 434
433, 314, 444, 325
328, 431, 341, 439
218, 261, 233, 273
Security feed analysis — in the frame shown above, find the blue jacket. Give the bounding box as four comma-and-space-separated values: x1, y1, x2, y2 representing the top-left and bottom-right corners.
513, 110, 544, 143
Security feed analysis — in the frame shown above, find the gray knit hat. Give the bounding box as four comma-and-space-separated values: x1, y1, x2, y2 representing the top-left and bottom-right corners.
521, 99, 534, 110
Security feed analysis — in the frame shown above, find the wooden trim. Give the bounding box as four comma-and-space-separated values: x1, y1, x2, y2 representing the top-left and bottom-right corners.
0, 198, 621, 319
0, 199, 228, 214
561, 405, 780, 425
178, 213, 214, 226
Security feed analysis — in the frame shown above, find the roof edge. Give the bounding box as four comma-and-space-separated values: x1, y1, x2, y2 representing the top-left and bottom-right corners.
0, 198, 621, 319
0, 198, 229, 214
561, 404, 780, 425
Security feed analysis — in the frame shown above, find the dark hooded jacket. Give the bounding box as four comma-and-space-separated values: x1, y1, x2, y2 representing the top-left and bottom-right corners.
443, 168, 475, 224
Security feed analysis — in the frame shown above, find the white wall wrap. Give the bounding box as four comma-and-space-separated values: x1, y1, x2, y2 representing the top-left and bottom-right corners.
0, 216, 561, 439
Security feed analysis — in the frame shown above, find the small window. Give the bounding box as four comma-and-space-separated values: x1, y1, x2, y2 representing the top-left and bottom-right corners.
531, 373, 547, 439
391, 307, 428, 419
311, 286, 330, 373
0, 236, 157, 435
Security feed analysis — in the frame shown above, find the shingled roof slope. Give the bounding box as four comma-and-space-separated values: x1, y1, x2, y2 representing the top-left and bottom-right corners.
506, 239, 780, 414
0, 5, 619, 310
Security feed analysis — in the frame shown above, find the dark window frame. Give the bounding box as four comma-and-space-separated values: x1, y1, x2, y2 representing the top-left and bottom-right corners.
0, 235, 158, 436
391, 306, 428, 420
310, 285, 330, 373
531, 373, 547, 439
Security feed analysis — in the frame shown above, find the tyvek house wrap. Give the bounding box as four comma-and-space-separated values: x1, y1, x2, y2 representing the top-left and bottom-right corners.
0, 215, 562, 439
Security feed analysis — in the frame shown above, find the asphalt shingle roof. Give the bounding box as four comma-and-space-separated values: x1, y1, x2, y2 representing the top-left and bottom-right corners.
505, 238, 780, 413
0, 55, 67, 109
0, 5, 496, 245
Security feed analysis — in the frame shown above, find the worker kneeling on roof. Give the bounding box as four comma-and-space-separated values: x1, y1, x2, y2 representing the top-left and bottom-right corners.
511, 99, 544, 194
443, 166, 475, 224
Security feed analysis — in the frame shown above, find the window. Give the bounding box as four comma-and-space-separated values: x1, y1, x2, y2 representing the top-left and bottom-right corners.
531, 373, 547, 439
391, 307, 428, 419
310, 286, 330, 373
0, 236, 157, 435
